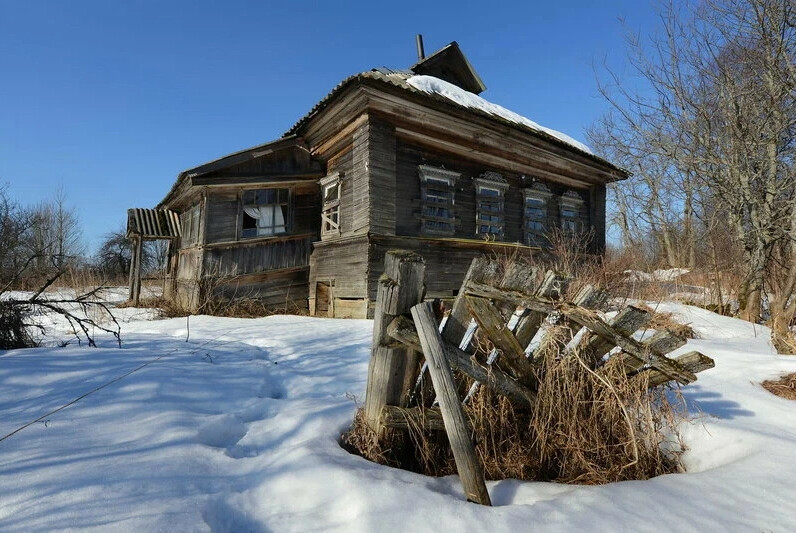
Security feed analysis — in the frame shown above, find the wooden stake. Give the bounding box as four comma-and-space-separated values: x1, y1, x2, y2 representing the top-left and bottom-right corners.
411, 301, 491, 506
128, 235, 143, 306
363, 251, 425, 435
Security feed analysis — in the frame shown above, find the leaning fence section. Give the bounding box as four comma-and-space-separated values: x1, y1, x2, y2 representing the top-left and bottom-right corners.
361, 250, 714, 506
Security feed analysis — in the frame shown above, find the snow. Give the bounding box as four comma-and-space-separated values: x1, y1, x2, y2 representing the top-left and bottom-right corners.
623, 268, 690, 282
2, 294, 796, 531
407, 75, 593, 155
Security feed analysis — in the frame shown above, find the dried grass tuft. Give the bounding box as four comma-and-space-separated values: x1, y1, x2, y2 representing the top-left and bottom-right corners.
762, 373, 796, 400
635, 304, 697, 339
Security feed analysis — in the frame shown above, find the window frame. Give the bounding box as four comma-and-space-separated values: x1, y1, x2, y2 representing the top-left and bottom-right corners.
523, 183, 552, 247
238, 187, 292, 240
474, 172, 509, 239
560, 190, 585, 234
418, 165, 460, 236
319, 172, 342, 238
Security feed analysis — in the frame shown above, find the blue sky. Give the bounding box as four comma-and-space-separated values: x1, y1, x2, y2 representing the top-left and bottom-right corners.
0, 0, 659, 253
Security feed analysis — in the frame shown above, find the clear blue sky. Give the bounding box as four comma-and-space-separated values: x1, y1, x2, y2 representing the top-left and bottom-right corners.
0, 0, 659, 253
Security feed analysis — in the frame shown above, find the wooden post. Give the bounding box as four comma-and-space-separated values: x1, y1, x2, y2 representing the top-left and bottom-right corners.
128, 235, 143, 306
363, 250, 425, 435
411, 301, 491, 506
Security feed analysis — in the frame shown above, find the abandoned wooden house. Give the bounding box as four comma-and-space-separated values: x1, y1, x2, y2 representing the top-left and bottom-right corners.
126, 39, 628, 317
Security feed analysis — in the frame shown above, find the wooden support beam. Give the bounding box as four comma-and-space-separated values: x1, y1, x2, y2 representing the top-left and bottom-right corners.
128, 235, 143, 306
364, 251, 426, 435
411, 301, 491, 506
560, 305, 698, 384
410, 256, 500, 407
380, 405, 447, 432
645, 351, 715, 387
387, 316, 536, 407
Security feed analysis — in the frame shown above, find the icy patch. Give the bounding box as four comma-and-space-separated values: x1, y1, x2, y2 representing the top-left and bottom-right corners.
407, 75, 593, 154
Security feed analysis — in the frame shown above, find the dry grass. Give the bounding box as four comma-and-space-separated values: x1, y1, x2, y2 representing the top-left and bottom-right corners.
762, 373, 796, 400
343, 353, 688, 485
632, 303, 697, 339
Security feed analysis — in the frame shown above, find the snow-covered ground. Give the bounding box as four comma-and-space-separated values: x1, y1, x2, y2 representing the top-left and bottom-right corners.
1, 296, 796, 531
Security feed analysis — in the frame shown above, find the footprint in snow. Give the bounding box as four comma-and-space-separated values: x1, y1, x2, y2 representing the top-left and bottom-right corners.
196, 415, 248, 449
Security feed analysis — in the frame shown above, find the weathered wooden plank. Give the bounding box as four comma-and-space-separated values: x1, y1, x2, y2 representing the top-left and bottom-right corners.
581, 306, 652, 365
411, 301, 491, 506
645, 351, 715, 387
387, 316, 536, 407
464, 282, 555, 314
363, 251, 426, 435
619, 330, 688, 373
465, 295, 535, 383
560, 305, 698, 384
441, 257, 501, 347
381, 405, 446, 432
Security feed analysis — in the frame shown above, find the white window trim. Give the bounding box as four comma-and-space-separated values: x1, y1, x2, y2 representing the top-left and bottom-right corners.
419, 165, 460, 236
474, 173, 509, 238
319, 172, 342, 238
523, 183, 552, 246
560, 190, 585, 233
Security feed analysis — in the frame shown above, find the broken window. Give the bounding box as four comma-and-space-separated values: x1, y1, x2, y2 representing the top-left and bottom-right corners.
419, 165, 460, 236
523, 183, 552, 246
319, 173, 341, 237
475, 172, 508, 238
241, 188, 289, 238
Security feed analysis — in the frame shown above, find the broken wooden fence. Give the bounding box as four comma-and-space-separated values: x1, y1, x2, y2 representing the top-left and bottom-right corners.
363, 251, 715, 506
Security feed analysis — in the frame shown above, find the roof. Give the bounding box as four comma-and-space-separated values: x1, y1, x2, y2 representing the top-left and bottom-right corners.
410, 41, 486, 95
126, 208, 181, 239
157, 136, 312, 208
285, 69, 625, 175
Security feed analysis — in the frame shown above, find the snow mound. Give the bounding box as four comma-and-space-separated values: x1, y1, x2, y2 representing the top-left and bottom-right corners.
407, 75, 593, 154
1, 303, 796, 531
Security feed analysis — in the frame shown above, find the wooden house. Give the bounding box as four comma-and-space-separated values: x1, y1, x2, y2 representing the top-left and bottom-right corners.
126, 40, 627, 317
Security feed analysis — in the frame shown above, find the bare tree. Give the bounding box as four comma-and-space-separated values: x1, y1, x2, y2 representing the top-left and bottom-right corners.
593, 0, 796, 351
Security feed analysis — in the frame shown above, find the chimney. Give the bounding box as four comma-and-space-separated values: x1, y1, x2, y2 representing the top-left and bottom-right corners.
416, 34, 425, 61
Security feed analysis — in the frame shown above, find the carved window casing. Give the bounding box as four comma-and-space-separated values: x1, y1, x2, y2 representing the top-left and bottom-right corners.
419, 165, 460, 236
240, 188, 290, 238
560, 190, 586, 234
320, 172, 342, 238
523, 183, 552, 246
474, 171, 509, 238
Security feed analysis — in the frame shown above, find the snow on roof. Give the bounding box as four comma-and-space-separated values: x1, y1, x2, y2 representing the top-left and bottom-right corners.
407, 75, 593, 155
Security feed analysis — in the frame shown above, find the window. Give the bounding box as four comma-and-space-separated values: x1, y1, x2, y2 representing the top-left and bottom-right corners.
419, 165, 460, 235
560, 190, 585, 234
523, 183, 552, 246
475, 172, 508, 238
319, 173, 341, 237
180, 204, 201, 247
241, 188, 289, 238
